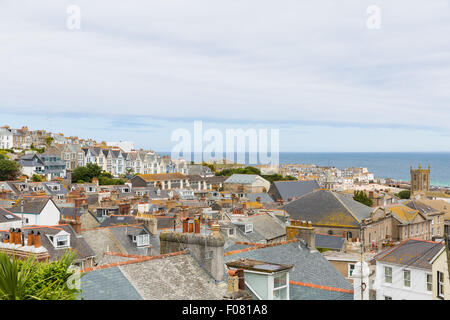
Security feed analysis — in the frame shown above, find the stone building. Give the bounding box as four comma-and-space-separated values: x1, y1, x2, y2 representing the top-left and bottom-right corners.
410, 164, 430, 197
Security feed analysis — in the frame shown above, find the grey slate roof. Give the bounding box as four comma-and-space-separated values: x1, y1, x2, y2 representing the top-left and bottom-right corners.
80, 267, 143, 300
269, 180, 320, 202
224, 241, 353, 300
118, 253, 226, 300
224, 174, 263, 184
374, 239, 444, 270
0, 224, 95, 262
0, 207, 22, 223
281, 190, 371, 228
246, 193, 275, 203
99, 215, 137, 227
315, 233, 345, 251
10, 197, 53, 215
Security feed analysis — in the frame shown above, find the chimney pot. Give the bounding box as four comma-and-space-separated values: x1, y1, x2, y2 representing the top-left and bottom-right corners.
34, 231, 42, 248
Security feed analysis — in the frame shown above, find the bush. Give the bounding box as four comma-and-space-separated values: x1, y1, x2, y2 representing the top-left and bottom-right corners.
0, 158, 21, 181
353, 191, 373, 207
397, 190, 411, 199
31, 174, 43, 182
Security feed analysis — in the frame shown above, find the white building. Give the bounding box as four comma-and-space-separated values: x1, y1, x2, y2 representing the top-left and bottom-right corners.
107, 141, 134, 153
0, 127, 13, 149
373, 239, 443, 300
10, 197, 61, 226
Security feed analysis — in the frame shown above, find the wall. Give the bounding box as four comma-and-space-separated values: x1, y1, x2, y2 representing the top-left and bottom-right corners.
38, 199, 61, 226
431, 250, 450, 300
374, 262, 432, 300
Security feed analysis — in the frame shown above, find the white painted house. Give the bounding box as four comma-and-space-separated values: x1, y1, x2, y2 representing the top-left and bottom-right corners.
0, 127, 14, 149
10, 197, 61, 226
372, 239, 444, 300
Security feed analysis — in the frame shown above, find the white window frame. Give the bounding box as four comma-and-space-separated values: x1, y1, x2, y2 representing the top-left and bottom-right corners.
348, 263, 356, 278
438, 271, 445, 298
426, 273, 432, 292
385, 266, 392, 284
403, 269, 411, 287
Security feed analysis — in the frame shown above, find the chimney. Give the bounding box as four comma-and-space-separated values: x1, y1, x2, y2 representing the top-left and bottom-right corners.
188, 221, 194, 233
8, 228, 14, 244
227, 270, 239, 294
27, 230, 34, 246
182, 218, 189, 233
212, 223, 220, 237
236, 268, 245, 290
15, 228, 22, 245
194, 217, 200, 234
286, 220, 315, 248
34, 231, 42, 248
3, 234, 9, 243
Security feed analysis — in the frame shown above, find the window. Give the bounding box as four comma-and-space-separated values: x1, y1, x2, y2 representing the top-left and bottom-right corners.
432, 218, 434, 225
426, 274, 432, 292
245, 224, 253, 233
385, 266, 392, 283
403, 270, 411, 287
438, 216, 440, 224
228, 228, 234, 236
348, 264, 355, 277
56, 236, 69, 247
136, 234, 150, 247
437, 271, 445, 298
431, 228, 434, 236
273, 273, 288, 300
204, 251, 213, 260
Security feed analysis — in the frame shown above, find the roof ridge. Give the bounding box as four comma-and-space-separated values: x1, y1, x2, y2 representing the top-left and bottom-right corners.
331, 191, 362, 224
224, 239, 299, 256
289, 280, 353, 294
81, 250, 189, 273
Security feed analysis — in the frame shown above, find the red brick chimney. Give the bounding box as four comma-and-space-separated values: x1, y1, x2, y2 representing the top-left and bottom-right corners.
34, 232, 42, 248
27, 231, 34, 246
194, 218, 200, 234
182, 218, 189, 233
8, 228, 14, 244
15, 229, 22, 245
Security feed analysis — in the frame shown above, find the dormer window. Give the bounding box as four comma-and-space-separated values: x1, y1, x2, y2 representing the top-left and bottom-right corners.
245, 224, 253, 233
48, 230, 70, 248
133, 234, 150, 247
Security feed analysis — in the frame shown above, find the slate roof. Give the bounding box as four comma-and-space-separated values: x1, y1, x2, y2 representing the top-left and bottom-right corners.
0, 224, 95, 262
224, 241, 353, 300
246, 193, 275, 203
60, 207, 83, 218
99, 215, 136, 227
269, 180, 320, 201
80, 267, 143, 300
315, 233, 345, 251
0, 207, 22, 223
10, 197, 53, 215
374, 239, 444, 270
118, 253, 226, 299
224, 174, 264, 184
281, 190, 371, 228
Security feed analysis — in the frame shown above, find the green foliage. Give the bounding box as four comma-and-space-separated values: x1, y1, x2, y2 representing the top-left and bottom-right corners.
353, 191, 373, 207
396, 190, 411, 199
202, 162, 217, 174
45, 136, 54, 146
31, 174, 43, 182
71, 163, 125, 185
0, 251, 81, 300
216, 166, 261, 176
261, 174, 297, 184
29, 144, 45, 154
0, 158, 21, 181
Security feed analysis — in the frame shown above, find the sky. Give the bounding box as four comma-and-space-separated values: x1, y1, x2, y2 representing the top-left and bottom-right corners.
1, 0, 450, 152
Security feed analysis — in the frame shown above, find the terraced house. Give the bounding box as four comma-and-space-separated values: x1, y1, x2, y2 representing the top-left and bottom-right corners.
281, 189, 372, 241
362, 204, 431, 251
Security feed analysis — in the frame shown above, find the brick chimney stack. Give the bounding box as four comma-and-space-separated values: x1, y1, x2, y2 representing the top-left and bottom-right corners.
27, 230, 34, 246
34, 231, 42, 248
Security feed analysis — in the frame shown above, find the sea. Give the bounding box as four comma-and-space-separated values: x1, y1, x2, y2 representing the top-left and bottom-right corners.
160, 152, 450, 187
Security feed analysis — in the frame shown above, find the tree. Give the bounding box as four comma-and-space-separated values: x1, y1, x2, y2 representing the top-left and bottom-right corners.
397, 190, 411, 199
45, 136, 54, 147
31, 174, 43, 182
0, 158, 21, 181
353, 191, 373, 207
0, 251, 81, 300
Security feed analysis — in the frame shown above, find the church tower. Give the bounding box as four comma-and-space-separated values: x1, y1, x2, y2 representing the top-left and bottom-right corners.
410, 164, 430, 197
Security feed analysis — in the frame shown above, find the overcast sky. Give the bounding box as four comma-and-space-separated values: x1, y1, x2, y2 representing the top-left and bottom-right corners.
1, 0, 449, 152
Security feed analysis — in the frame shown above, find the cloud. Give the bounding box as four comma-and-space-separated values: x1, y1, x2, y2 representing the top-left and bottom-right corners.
0, 0, 449, 151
